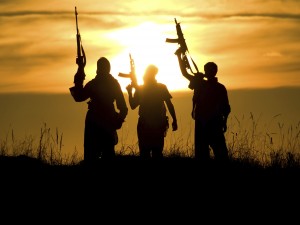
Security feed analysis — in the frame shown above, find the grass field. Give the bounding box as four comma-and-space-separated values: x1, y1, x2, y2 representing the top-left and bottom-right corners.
1, 122, 299, 217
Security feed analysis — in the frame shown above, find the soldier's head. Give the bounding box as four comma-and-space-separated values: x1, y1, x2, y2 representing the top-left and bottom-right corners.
96, 57, 111, 75
143, 64, 158, 83
204, 62, 218, 78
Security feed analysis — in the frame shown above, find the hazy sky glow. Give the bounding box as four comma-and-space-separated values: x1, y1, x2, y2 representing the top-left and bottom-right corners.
0, 0, 299, 93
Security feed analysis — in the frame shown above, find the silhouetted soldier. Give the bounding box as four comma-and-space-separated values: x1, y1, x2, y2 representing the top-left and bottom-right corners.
70, 57, 128, 163
126, 64, 178, 159
175, 49, 231, 162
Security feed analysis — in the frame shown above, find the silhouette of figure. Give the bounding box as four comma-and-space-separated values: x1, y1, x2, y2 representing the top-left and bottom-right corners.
70, 57, 128, 163
175, 50, 231, 162
126, 64, 178, 159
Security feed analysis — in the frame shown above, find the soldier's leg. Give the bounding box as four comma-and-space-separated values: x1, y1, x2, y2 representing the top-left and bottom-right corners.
139, 141, 151, 158
137, 121, 150, 159
101, 131, 116, 159
151, 135, 164, 159
195, 120, 210, 161
101, 145, 115, 159
210, 130, 229, 161
84, 120, 99, 163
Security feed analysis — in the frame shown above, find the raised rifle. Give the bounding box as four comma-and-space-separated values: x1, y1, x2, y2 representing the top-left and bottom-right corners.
166, 18, 199, 74
118, 53, 138, 88
74, 6, 86, 84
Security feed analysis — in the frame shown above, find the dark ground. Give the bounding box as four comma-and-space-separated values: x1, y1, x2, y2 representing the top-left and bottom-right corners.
1, 154, 299, 186
1, 155, 299, 222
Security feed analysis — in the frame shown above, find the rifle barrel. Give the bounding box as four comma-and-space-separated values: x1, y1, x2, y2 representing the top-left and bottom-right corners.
75, 7, 79, 34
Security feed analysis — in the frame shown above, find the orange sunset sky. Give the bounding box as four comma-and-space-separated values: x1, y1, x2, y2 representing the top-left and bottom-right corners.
0, 0, 299, 93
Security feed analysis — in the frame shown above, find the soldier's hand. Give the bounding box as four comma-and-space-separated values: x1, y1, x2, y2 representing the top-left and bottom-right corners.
172, 120, 178, 131
191, 110, 195, 120
126, 84, 132, 93
174, 47, 183, 56
115, 113, 125, 130
74, 70, 85, 85
195, 72, 205, 79
223, 122, 227, 133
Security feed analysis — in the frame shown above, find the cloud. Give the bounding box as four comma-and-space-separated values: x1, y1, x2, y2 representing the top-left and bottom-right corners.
0, 0, 299, 92
261, 59, 300, 74
195, 12, 300, 20
2, 10, 300, 21
0, 40, 72, 73
263, 52, 282, 57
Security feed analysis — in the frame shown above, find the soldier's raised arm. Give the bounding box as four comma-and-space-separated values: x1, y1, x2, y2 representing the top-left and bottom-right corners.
174, 48, 194, 81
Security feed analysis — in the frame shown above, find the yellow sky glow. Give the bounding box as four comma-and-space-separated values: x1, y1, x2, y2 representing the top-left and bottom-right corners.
0, 1, 299, 93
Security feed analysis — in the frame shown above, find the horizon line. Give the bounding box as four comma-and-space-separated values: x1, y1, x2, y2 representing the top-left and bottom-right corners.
0, 85, 300, 95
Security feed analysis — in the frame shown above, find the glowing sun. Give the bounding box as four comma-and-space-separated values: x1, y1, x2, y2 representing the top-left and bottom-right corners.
107, 22, 189, 92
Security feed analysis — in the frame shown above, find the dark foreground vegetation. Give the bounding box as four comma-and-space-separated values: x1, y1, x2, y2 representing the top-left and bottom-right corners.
1, 120, 300, 206
1, 153, 300, 183
1, 153, 300, 220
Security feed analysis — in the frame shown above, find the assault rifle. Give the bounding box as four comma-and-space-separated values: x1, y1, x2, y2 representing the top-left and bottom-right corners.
74, 6, 86, 84
118, 53, 138, 88
166, 18, 199, 74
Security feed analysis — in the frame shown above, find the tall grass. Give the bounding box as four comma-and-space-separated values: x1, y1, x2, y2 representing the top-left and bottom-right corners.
0, 123, 81, 165
226, 112, 300, 168
0, 114, 299, 168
